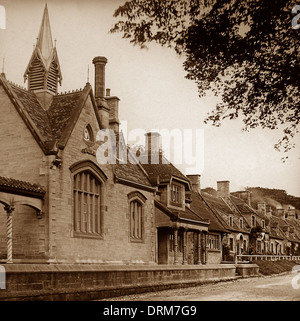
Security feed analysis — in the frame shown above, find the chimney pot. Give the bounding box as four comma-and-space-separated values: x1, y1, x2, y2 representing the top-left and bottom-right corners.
92, 56, 107, 99
106, 88, 111, 96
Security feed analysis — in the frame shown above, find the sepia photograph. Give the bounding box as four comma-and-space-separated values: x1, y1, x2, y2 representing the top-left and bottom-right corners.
0, 0, 299, 309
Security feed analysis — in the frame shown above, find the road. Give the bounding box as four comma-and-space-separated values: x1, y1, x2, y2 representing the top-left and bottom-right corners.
102, 273, 300, 301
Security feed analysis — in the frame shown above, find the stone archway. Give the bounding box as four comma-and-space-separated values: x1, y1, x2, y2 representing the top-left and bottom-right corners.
0, 192, 44, 263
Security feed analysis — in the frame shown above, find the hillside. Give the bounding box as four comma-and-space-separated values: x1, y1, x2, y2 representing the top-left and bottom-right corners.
201, 186, 300, 213
246, 187, 300, 211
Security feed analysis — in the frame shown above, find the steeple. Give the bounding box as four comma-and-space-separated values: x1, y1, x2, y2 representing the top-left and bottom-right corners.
24, 4, 62, 109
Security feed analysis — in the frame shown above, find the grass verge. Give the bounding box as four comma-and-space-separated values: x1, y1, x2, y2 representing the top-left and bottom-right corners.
252, 259, 299, 276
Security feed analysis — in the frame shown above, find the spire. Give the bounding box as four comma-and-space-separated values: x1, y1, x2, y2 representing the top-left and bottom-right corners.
36, 3, 53, 69
24, 4, 62, 108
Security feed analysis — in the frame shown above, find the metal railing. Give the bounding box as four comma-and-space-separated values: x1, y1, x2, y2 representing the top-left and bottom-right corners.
237, 254, 300, 262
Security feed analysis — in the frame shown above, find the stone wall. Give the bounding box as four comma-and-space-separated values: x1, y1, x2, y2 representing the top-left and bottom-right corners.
0, 264, 246, 301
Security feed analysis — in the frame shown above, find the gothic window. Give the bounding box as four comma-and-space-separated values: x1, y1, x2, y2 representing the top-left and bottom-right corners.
70, 161, 107, 238
128, 191, 147, 242
130, 200, 143, 240
73, 171, 101, 236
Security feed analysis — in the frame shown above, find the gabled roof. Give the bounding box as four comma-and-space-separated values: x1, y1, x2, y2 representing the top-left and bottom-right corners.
230, 195, 257, 215
114, 160, 154, 192
155, 199, 209, 226
0, 176, 45, 199
140, 154, 189, 186
0, 76, 101, 154
189, 191, 228, 233
113, 134, 154, 192
201, 192, 250, 234
269, 216, 287, 240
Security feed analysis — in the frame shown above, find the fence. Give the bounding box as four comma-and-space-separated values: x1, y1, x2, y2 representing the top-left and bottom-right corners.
237, 255, 300, 262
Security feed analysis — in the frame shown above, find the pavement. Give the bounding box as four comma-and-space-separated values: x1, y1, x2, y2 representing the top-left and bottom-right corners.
100, 272, 300, 301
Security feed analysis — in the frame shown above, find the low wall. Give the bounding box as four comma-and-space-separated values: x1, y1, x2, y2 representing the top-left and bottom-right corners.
0, 263, 258, 301
236, 264, 259, 277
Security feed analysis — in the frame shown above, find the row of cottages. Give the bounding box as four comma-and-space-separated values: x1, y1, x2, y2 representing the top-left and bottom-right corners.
0, 5, 300, 266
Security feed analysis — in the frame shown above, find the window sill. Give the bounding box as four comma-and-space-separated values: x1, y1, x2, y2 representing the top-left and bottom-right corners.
130, 237, 144, 243
208, 249, 221, 253
73, 231, 103, 239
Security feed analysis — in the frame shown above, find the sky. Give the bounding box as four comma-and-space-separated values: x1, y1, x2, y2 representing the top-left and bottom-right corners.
0, 0, 299, 197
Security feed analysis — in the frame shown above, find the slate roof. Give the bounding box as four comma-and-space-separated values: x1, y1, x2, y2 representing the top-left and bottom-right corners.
155, 200, 209, 226
48, 91, 84, 141
0, 176, 45, 198
114, 161, 153, 191
201, 192, 250, 233
140, 154, 188, 186
230, 195, 256, 215
189, 191, 228, 233
0, 76, 100, 154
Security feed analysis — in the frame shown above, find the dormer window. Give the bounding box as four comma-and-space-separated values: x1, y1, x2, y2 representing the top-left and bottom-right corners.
229, 216, 233, 227
171, 184, 181, 204
251, 215, 256, 227
262, 220, 265, 229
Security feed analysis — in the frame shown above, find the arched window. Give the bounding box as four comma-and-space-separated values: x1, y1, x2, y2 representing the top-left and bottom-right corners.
70, 160, 107, 238
130, 200, 143, 240
128, 191, 147, 242
73, 170, 102, 236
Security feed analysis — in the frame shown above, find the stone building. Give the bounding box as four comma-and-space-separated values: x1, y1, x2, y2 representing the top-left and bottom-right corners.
0, 4, 156, 264
1, 4, 299, 268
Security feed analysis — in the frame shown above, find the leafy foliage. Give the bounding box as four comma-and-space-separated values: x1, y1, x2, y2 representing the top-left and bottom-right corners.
111, 0, 300, 153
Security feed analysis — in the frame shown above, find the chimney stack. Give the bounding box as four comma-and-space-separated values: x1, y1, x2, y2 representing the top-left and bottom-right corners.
93, 56, 107, 98
235, 191, 251, 206
266, 205, 272, 218
106, 90, 120, 134
287, 206, 296, 219
93, 56, 110, 129
257, 202, 266, 215
187, 175, 201, 194
275, 208, 285, 219
217, 181, 230, 199
145, 132, 162, 164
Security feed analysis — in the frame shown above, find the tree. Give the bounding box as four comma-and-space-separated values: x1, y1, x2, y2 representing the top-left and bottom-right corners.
111, 0, 300, 154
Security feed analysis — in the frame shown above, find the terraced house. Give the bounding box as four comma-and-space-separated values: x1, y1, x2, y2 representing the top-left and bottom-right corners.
0, 5, 300, 269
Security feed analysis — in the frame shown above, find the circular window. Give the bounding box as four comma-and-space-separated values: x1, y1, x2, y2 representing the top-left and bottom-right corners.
83, 124, 94, 145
